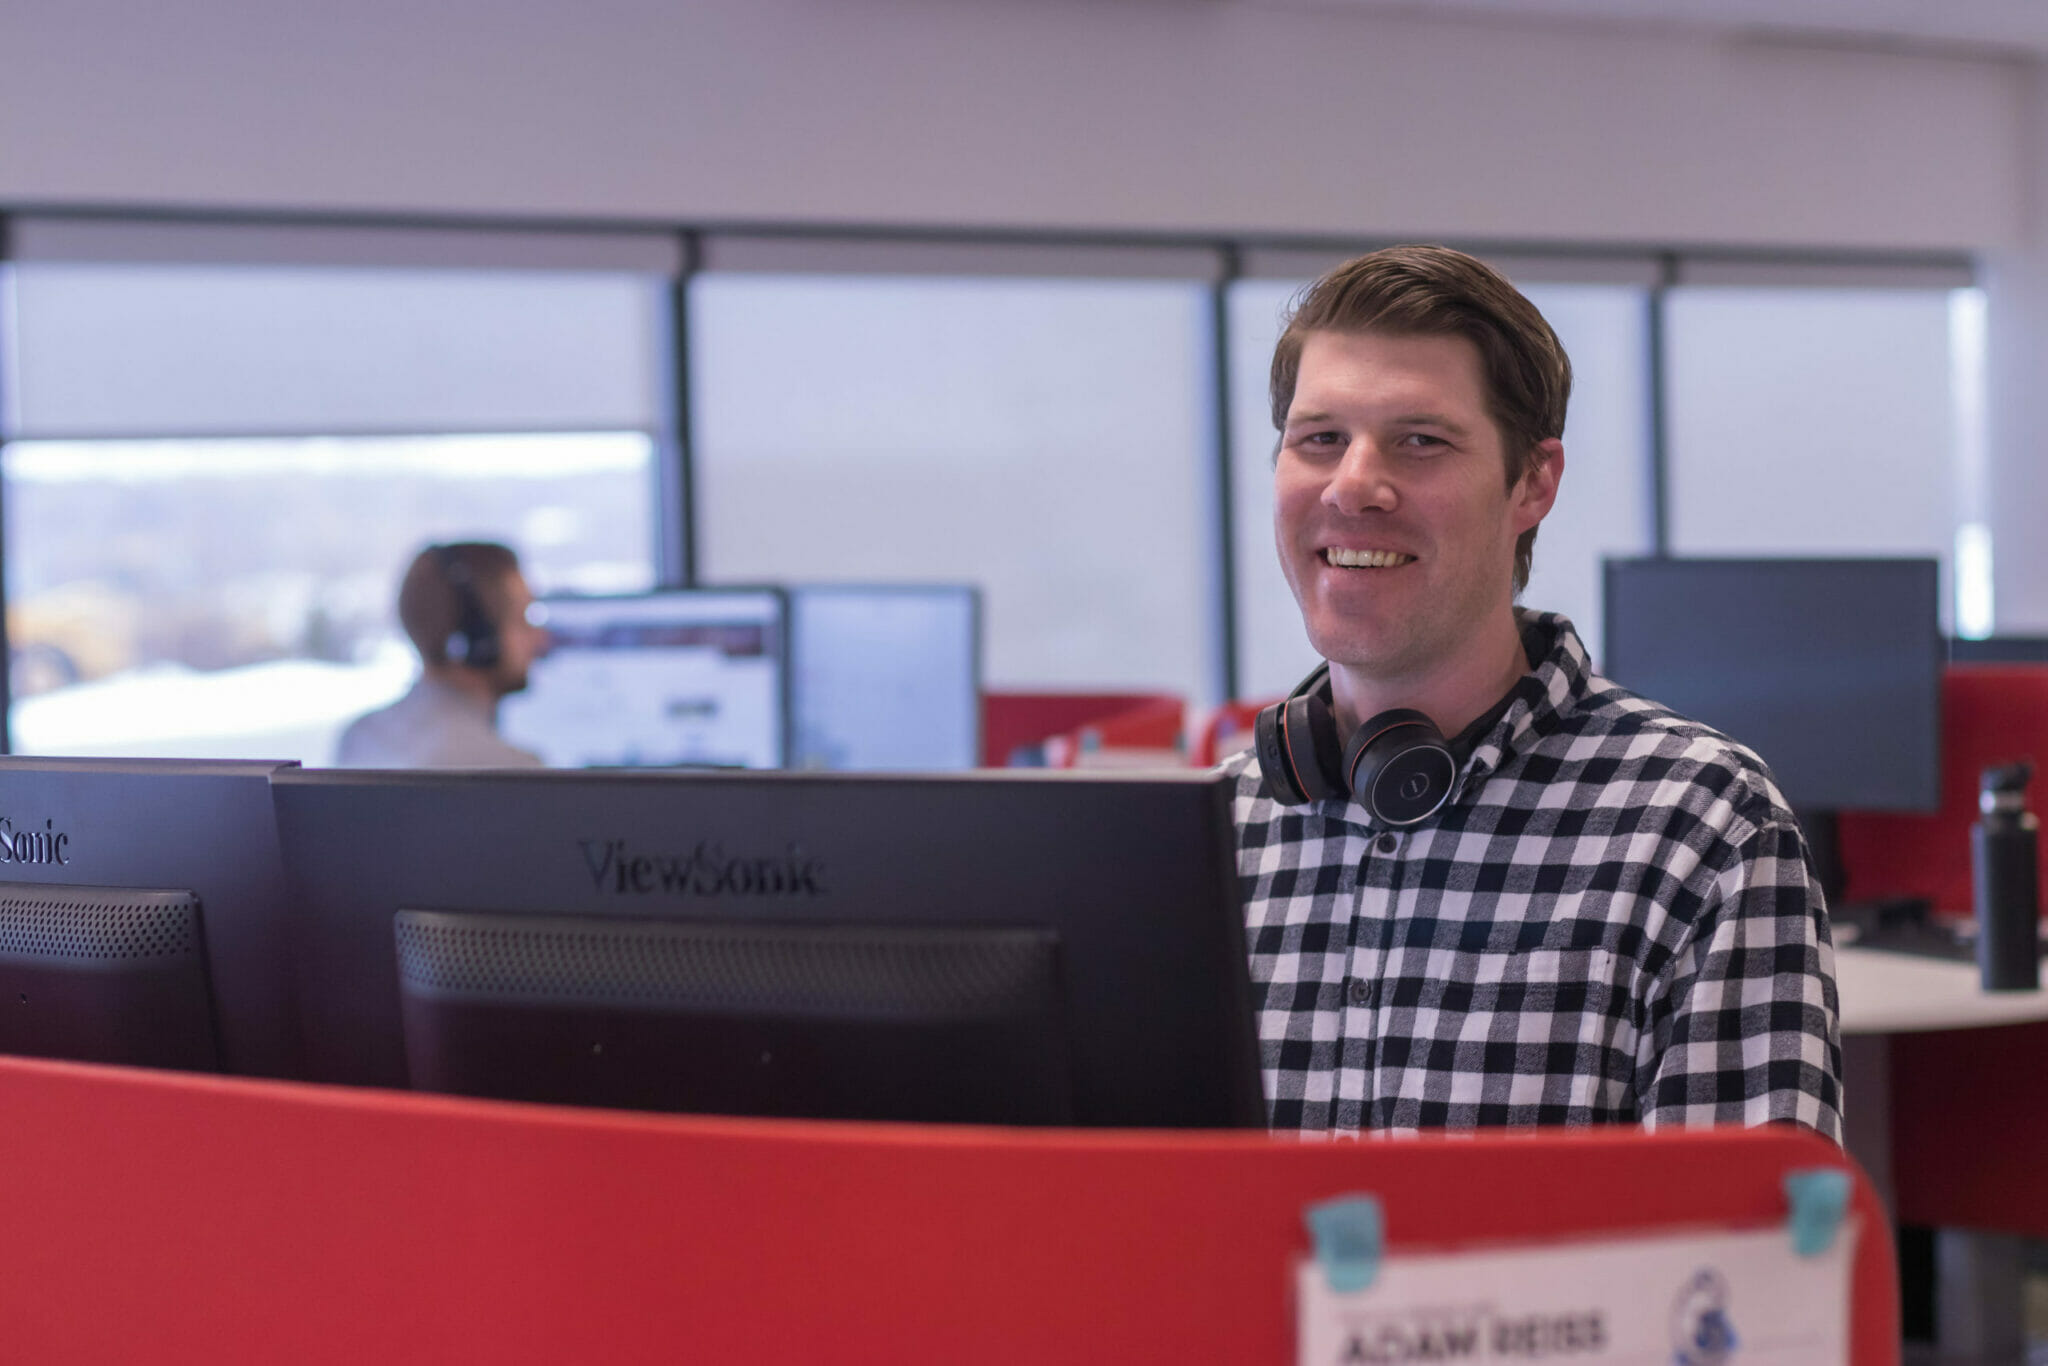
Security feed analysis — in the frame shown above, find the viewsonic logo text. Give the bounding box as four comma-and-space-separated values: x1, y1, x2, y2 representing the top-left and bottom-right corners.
579, 839, 826, 898
0, 818, 69, 866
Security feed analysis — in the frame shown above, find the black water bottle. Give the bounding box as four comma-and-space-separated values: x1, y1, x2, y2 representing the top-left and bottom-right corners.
1974, 760, 2040, 991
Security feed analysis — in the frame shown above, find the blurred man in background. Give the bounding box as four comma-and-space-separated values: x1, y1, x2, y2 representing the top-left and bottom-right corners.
334, 542, 550, 768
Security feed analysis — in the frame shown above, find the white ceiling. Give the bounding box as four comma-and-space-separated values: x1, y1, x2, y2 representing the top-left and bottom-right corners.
1251, 0, 2048, 60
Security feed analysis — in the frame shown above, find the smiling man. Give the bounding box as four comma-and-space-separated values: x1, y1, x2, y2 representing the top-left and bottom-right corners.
1224, 246, 1840, 1138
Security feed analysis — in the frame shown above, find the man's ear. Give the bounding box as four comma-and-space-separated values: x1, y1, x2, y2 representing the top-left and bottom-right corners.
1511, 438, 1565, 534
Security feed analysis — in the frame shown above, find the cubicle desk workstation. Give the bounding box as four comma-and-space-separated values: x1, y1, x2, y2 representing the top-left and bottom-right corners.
0, 1054, 1895, 1364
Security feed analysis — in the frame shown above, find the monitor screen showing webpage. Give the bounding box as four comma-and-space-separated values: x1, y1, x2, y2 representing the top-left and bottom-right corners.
500, 589, 787, 769
789, 584, 980, 771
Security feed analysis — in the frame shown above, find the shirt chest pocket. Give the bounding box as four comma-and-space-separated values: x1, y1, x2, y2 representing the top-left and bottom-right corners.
1430, 944, 1629, 1037
1368, 941, 1643, 1122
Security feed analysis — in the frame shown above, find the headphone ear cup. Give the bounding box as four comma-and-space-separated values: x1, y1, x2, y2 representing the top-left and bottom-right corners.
1254, 693, 1344, 805
1252, 699, 1307, 805
1343, 708, 1456, 827
461, 614, 502, 669
435, 547, 503, 670
1284, 694, 1344, 802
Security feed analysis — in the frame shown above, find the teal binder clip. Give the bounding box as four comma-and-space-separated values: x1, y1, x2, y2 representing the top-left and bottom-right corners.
1784, 1167, 1851, 1257
1305, 1194, 1384, 1293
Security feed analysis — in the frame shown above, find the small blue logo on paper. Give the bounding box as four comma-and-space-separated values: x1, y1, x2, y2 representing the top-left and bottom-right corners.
1671, 1268, 1738, 1366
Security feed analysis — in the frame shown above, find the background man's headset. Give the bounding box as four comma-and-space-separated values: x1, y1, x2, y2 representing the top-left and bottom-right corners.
431, 545, 502, 671
1252, 663, 1458, 826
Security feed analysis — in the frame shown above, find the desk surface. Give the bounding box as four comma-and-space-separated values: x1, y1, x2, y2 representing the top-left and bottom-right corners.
1837, 944, 2048, 1034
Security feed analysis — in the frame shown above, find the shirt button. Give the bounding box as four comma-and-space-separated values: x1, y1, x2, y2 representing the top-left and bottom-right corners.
1375, 833, 1398, 855
1348, 978, 1371, 1008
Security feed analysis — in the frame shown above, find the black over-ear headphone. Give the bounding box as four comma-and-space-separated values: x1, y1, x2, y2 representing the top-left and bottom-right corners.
1253, 664, 1457, 826
431, 545, 502, 670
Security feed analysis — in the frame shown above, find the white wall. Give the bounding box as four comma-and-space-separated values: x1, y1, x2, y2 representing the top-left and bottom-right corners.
0, 0, 2027, 251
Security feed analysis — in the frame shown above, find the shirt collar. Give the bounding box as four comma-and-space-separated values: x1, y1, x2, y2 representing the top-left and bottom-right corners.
1305, 609, 1594, 829
1455, 609, 1593, 789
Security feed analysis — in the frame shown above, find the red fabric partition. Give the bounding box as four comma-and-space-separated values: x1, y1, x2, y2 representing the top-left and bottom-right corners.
1838, 665, 2048, 916
1039, 694, 1187, 767
1195, 699, 1276, 768
1891, 1018, 2048, 1235
980, 692, 1181, 767
0, 1057, 1894, 1364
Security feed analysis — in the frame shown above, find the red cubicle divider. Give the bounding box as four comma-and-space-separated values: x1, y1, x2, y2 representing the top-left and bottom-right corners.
981, 691, 1182, 767
1196, 697, 1274, 767
1890, 1017, 2048, 1237
1838, 665, 2048, 917
0, 1056, 1895, 1364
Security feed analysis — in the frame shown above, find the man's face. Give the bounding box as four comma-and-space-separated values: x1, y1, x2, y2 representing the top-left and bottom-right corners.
1274, 329, 1560, 685
490, 571, 551, 695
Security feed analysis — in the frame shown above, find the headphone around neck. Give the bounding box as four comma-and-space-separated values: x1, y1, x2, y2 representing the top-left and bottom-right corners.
1252, 664, 1457, 826
431, 545, 503, 671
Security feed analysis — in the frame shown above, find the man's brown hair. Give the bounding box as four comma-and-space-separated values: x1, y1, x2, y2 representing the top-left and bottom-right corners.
397, 541, 521, 666
1269, 244, 1572, 593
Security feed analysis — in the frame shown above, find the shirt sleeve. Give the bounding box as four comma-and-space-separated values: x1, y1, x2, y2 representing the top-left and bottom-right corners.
1639, 809, 1844, 1142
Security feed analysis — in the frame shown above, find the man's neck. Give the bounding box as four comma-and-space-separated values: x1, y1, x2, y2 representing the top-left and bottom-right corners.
422, 663, 501, 710
1327, 611, 1531, 739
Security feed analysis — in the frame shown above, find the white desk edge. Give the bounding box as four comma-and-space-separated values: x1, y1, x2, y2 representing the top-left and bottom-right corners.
1837, 943, 2048, 1034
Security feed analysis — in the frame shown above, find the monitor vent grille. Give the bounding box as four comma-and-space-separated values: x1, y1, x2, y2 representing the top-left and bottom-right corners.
0, 887, 201, 964
394, 912, 1058, 1016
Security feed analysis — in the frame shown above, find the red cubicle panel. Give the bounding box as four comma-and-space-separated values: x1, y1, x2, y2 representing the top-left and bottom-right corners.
1196, 698, 1275, 767
1838, 665, 2048, 917
0, 1056, 1895, 1364
1890, 1018, 2048, 1236
981, 691, 1182, 766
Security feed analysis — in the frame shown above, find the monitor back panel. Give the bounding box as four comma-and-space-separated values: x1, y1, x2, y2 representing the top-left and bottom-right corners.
1601, 556, 1942, 812
273, 767, 1260, 1127
0, 759, 299, 1077
393, 910, 1073, 1122
0, 884, 216, 1069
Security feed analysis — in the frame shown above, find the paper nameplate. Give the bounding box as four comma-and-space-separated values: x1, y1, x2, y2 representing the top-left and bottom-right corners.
1298, 1221, 1855, 1366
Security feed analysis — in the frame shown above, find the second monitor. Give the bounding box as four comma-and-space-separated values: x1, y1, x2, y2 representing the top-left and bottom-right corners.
501, 588, 790, 770
789, 584, 981, 771
502, 584, 982, 772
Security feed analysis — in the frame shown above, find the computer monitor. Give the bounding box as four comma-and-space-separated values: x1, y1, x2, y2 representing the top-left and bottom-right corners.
1600, 557, 1942, 812
272, 767, 1263, 1128
0, 757, 299, 1076
788, 584, 981, 771
500, 588, 788, 769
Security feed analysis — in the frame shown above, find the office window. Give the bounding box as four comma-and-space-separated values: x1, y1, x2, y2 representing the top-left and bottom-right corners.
1226, 271, 1652, 699
691, 268, 1219, 706
1666, 283, 1973, 632
1, 243, 671, 761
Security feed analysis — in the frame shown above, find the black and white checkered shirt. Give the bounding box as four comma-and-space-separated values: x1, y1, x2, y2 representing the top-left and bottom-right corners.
1223, 611, 1842, 1140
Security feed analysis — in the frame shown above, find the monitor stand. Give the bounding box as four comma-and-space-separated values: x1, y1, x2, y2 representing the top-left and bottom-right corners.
1797, 807, 1844, 909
